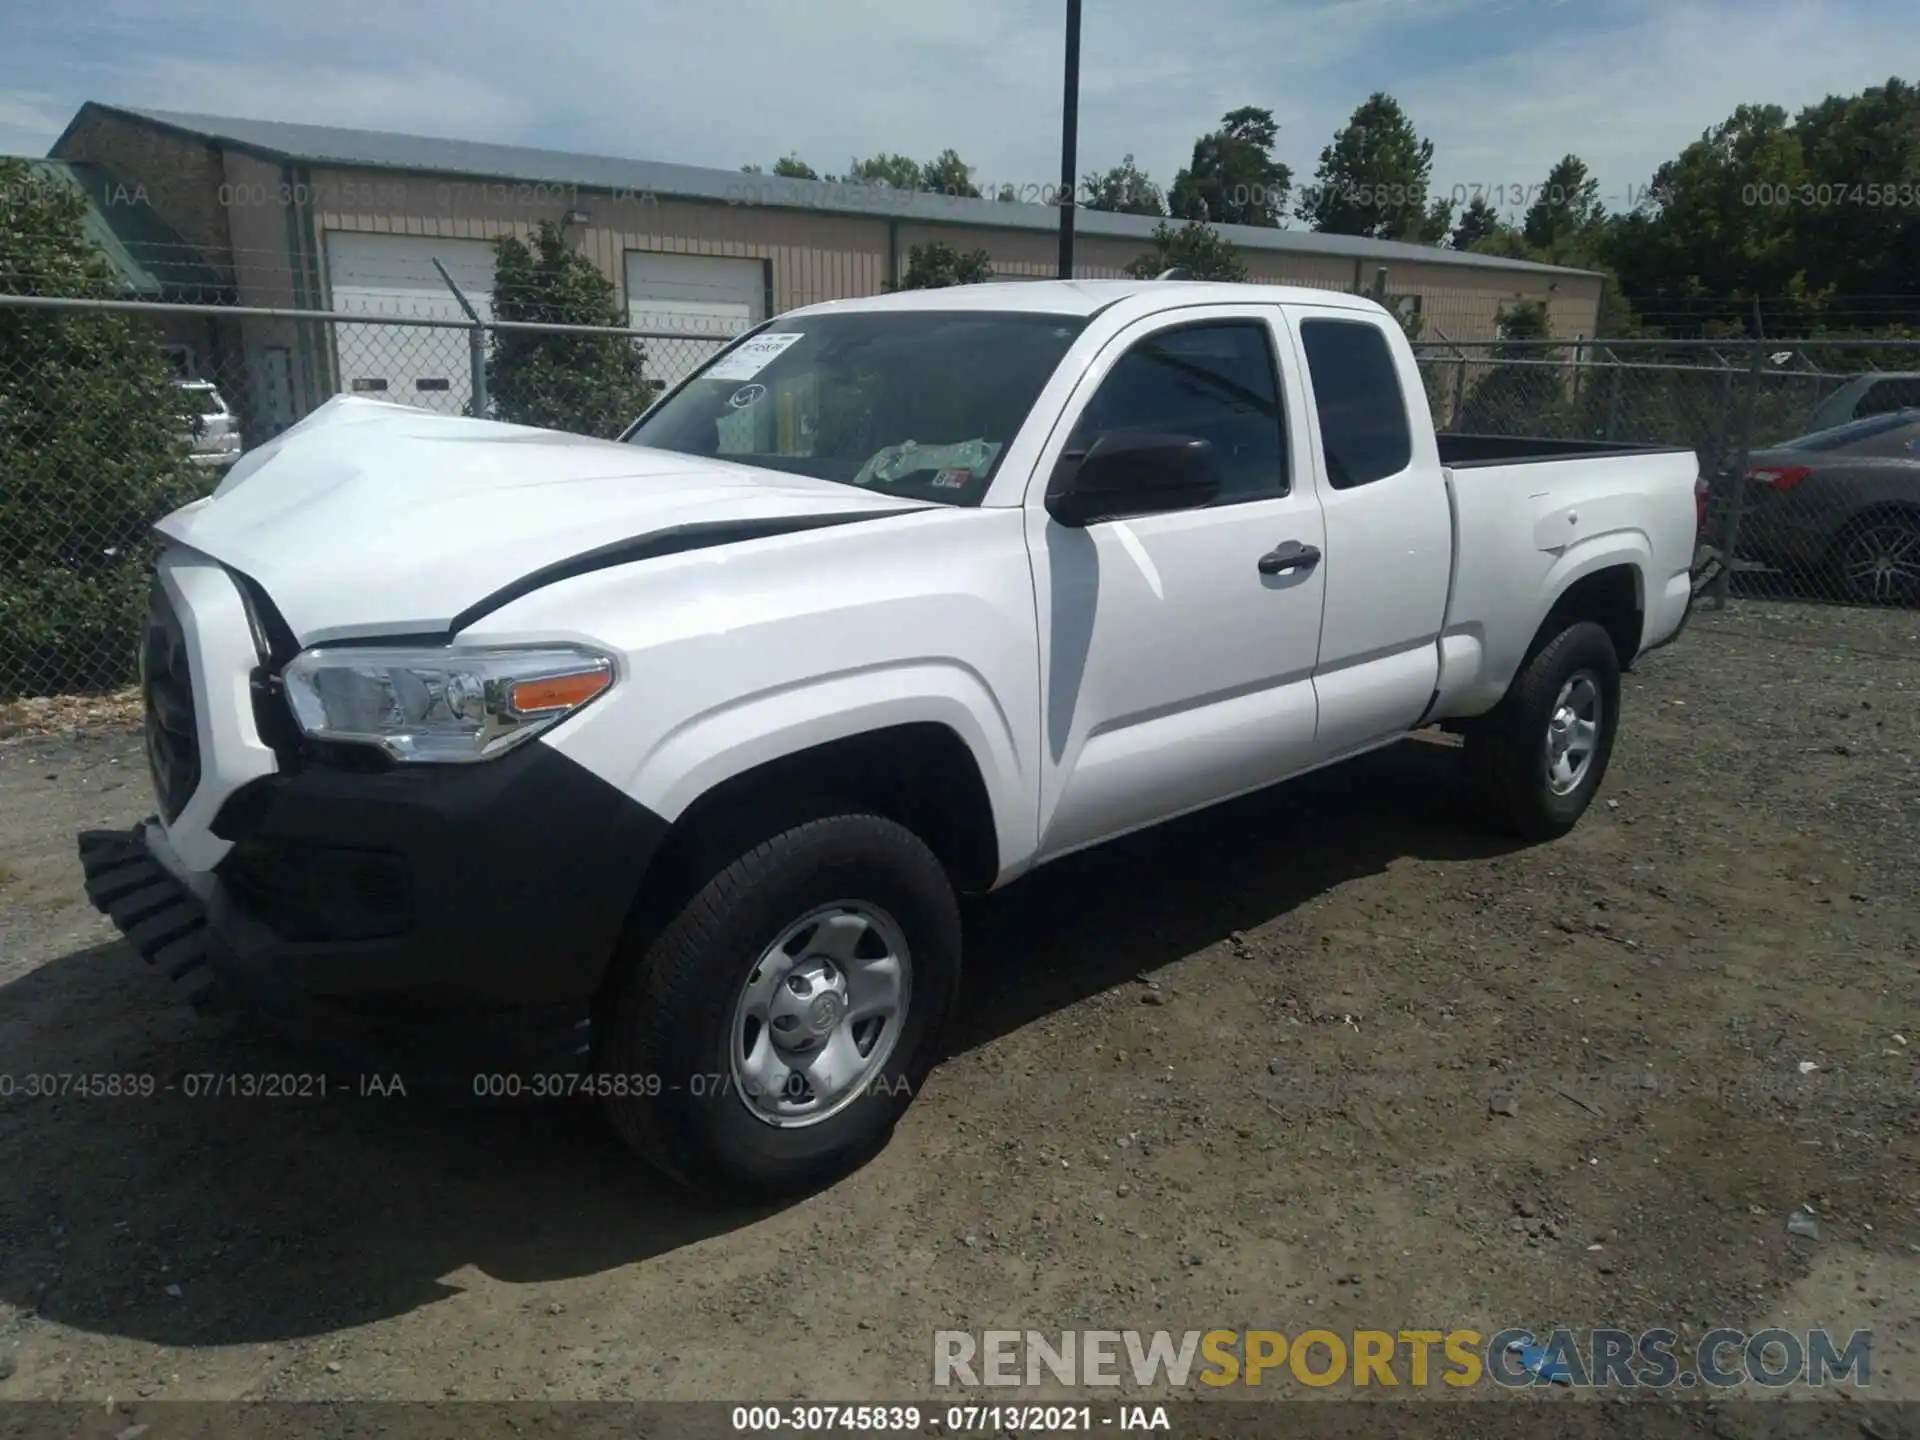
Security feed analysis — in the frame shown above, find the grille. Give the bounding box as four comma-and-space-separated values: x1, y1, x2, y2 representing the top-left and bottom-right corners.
142, 579, 201, 823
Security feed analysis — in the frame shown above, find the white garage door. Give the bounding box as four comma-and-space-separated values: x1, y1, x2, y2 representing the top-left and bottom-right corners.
325, 232, 497, 416
625, 252, 766, 390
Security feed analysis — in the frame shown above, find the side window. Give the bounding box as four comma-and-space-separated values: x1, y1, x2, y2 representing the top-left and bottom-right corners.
1299, 318, 1413, 490
1066, 320, 1287, 502
1858, 378, 1920, 418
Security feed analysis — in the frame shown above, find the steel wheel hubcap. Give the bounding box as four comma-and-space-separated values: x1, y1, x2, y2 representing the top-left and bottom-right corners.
1842, 524, 1920, 603
1545, 671, 1602, 797
729, 903, 911, 1128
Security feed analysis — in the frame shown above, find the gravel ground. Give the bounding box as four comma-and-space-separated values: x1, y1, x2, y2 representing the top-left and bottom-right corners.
0, 598, 1915, 1428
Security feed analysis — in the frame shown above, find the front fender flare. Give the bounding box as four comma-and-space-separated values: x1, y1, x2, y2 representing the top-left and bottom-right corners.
625, 661, 1032, 875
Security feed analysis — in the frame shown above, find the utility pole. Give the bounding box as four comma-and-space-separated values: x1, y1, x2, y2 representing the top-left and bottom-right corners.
1057, 0, 1081, 279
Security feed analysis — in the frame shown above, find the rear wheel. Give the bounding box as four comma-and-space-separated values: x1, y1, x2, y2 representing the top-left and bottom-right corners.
1831, 513, 1920, 606
596, 811, 961, 1200
1464, 620, 1621, 841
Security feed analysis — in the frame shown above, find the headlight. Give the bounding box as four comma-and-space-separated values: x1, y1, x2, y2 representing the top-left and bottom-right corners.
281, 645, 614, 763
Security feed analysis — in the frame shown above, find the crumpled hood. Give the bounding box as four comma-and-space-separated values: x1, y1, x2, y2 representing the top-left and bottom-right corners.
157, 396, 925, 644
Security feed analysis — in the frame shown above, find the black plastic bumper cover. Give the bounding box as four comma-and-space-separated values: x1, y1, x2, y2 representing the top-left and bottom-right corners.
76, 741, 671, 1075
78, 824, 220, 1004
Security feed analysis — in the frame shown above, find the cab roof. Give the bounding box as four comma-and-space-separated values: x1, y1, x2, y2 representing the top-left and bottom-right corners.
781, 279, 1387, 321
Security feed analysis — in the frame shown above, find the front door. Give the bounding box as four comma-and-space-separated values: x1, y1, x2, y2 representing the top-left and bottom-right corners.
1027, 309, 1328, 861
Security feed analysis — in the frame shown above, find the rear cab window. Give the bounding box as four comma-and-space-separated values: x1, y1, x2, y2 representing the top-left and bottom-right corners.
1297, 318, 1413, 489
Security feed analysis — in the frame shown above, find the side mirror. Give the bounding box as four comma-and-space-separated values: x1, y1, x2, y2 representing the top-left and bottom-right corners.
1045, 430, 1223, 527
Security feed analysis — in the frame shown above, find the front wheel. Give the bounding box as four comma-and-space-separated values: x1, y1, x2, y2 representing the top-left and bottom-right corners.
1464, 620, 1622, 841
596, 812, 961, 1200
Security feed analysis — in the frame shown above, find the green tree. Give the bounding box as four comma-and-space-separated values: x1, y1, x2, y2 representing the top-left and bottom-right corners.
743, 154, 822, 179
1297, 92, 1449, 241
1169, 107, 1292, 227
1601, 104, 1810, 334
1082, 154, 1166, 216
1124, 221, 1249, 282
486, 221, 652, 438
1367, 294, 1426, 342
1450, 194, 1507, 250
844, 153, 926, 190
837, 151, 984, 196
895, 241, 993, 289
1497, 299, 1553, 347
1522, 154, 1608, 252
919, 149, 982, 198
0, 159, 201, 697
1458, 300, 1563, 434
1789, 78, 1920, 307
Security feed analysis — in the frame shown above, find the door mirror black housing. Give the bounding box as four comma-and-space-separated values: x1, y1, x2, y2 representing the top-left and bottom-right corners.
1045, 430, 1224, 527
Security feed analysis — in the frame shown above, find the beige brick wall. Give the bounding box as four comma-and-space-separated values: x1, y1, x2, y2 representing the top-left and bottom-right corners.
223, 152, 300, 308
295, 163, 1597, 338
53, 109, 234, 283
1372, 260, 1605, 345
306, 168, 892, 313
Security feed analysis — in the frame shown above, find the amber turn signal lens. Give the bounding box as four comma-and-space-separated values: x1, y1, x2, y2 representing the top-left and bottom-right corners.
509, 668, 610, 714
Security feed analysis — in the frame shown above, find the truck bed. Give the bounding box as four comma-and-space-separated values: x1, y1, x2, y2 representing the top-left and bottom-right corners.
1428, 440, 1702, 719
1437, 432, 1694, 468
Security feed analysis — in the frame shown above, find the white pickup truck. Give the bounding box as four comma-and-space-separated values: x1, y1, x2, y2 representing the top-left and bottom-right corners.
80, 280, 1697, 1198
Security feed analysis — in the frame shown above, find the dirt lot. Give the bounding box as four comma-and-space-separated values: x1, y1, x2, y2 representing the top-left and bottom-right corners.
0, 599, 1916, 1423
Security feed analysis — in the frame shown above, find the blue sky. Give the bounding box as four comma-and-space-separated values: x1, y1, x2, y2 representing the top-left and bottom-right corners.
2, 0, 1914, 222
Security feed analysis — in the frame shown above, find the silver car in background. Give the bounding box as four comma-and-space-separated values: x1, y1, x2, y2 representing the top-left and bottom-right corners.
176, 379, 243, 468
1734, 409, 1920, 605
1803, 373, 1920, 435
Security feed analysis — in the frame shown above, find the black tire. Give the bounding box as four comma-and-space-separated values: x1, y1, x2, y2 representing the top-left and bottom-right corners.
1827, 511, 1920, 607
1463, 620, 1621, 842
596, 811, 961, 1201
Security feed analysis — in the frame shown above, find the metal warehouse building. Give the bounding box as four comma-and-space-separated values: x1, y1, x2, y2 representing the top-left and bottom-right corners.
48, 101, 1602, 431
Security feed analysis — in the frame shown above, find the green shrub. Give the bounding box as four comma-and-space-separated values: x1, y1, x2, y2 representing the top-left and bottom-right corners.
1125, 221, 1248, 282
486, 222, 653, 437
894, 241, 993, 289
0, 159, 201, 698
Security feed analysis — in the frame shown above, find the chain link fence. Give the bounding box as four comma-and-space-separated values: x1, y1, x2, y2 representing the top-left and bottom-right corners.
1415, 336, 1920, 610
6, 291, 1920, 701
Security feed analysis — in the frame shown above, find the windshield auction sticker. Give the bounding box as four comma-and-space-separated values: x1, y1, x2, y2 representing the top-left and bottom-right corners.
706, 332, 804, 381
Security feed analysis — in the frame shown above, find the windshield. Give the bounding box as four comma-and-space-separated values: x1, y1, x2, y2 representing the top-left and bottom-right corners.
625, 310, 1088, 505
1781, 409, 1919, 452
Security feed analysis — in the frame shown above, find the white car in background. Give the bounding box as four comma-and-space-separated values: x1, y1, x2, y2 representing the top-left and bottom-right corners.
176, 379, 243, 468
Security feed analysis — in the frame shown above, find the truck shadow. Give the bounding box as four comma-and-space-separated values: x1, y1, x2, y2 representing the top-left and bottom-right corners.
946, 734, 1516, 1054
0, 736, 1516, 1349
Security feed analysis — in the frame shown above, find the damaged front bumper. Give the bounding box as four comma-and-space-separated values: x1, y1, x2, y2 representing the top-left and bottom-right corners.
76, 819, 595, 1088
78, 819, 221, 1005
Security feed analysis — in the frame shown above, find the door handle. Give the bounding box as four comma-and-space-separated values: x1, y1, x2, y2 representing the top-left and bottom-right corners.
1257, 540, 1321, 576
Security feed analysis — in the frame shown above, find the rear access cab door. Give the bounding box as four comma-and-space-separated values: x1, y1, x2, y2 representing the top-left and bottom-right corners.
1280, 302, 1452, 757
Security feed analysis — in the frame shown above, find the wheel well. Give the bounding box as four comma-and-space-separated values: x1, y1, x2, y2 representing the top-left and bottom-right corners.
647, 723, 1002, 900
1831, 502, 1920, 544
1536, 565, 1642, 667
